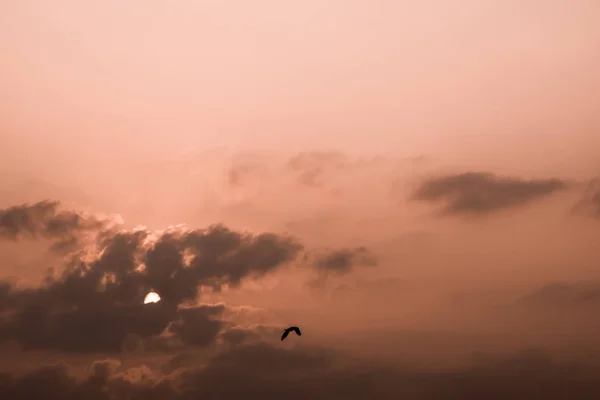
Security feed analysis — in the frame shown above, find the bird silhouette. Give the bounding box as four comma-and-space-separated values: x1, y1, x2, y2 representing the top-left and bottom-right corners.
281, 326, 301, 341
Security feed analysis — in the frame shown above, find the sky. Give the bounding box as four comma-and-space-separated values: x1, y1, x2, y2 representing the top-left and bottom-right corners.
0, 0, 599, 398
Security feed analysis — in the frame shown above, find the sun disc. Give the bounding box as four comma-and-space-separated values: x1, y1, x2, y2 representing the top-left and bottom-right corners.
144, 291, 161, 304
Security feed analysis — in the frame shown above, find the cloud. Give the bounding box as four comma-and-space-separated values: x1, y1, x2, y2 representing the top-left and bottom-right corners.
226, 160, 269, 188
0, 200, 375, 353
286, 151, 351, 188
410, 172, 569, 216
2, 344, 600, 399
218, 326, 261, 346
88, 358, 122, 385
0, 200, 118, 253
572, 177, 600, 218
5, 302, 175, 352
224, 151, 382, 192
517, 281, 600, 308
312, 247, 378, 275
167, 305, 226, 347
304, 247, 378, 290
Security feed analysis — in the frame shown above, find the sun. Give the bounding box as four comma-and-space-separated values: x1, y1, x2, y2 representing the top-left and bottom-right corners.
143, 291, 161, 304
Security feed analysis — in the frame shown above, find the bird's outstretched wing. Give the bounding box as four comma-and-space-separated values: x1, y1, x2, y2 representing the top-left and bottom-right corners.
281, 326, 302, 341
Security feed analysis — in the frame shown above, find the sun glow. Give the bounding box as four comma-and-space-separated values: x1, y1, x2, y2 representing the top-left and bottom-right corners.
143, 291, 161, 304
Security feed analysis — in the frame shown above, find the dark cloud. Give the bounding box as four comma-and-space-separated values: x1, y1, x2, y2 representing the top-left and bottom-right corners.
5, 302, 174, 353
3, 344, 600, 399
167, 305, 225, 347
303, 247, 379, 292
312, 247, 378, 275
0, 200, 374, 353
306, 247, 378, 290
411, 172, 569, 216
0, 205, 303, 352
183, 226, 304, 291
0, 200, 116, 252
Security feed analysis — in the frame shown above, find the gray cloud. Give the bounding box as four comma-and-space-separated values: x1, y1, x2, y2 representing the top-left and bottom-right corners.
168, 305, 226, 347
306, 247, 378, 290
0, 200, 375, 353
0, 200, 117, 253
312, 247, 378, 275
411, 172, 569, 216
0, 203, 303, 352
2, 344, 600, 399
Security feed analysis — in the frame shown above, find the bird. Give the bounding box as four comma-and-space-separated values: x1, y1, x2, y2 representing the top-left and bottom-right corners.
281, 326, 301, 341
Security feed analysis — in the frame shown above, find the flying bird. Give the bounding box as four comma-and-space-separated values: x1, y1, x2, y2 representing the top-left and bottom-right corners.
281, 326, 301, 341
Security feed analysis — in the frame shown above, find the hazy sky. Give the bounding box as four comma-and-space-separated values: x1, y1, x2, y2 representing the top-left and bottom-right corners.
2, 1, 599, 171
1, 1, 599, 399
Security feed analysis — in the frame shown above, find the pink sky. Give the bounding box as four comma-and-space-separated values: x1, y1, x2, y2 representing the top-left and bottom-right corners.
0, 1, 599, 398
1, 0, 599, 174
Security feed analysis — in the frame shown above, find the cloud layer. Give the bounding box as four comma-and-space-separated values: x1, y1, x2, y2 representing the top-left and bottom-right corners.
3, 343, 600, 399
0, 200, 377, 354
1, 160, 599, 399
